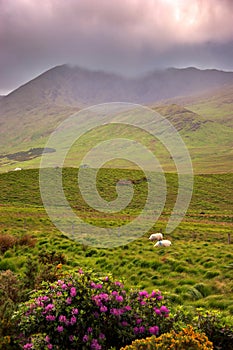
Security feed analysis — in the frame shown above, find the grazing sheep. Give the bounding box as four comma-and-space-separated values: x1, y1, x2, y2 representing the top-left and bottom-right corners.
14, 167, 22, 171
149, 233, 163, 241
154, 239, 172, 247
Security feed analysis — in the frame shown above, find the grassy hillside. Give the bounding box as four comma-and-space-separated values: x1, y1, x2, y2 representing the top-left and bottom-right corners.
0, 168, 232, 316
168, 84, 233, 127
1, 103, 233, 174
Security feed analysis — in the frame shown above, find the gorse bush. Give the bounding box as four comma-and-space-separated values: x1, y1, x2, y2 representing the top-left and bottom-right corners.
121, 326, 214, 350
15, 270, 171, 349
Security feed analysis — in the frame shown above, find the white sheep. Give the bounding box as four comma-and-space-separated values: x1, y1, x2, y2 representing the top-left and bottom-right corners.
149, 233, 163, 241
154, 239, 172, 247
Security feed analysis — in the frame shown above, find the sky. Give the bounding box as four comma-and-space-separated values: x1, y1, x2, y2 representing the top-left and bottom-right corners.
1, 0, 233, 94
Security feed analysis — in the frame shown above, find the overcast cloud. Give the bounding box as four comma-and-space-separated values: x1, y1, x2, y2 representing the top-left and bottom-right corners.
1, 0, 233, 94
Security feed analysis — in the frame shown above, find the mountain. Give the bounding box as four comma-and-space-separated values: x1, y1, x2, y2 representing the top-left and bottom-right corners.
2, 65, 233, 107
0, 65, 233, 173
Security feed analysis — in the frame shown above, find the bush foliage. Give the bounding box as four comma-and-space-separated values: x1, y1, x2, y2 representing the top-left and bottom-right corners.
15, 270, 171, 349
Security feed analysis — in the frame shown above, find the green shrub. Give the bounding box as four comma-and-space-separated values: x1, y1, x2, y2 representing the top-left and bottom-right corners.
0, 270, 21, 349
195, 309, 233, 350
0, 260, 16, 272
15, 270, 171, 349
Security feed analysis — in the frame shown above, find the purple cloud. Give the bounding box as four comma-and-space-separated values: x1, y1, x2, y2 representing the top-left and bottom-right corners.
0, 0, 233, 94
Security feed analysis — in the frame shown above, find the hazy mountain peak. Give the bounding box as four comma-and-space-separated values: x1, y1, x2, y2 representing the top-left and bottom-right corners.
1, 65, 233, 110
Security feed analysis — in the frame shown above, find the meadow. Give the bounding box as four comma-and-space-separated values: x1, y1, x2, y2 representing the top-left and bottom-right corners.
0, 168, 232, 318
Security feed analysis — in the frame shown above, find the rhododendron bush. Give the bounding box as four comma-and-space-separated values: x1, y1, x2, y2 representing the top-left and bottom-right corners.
15, 270, 171, 349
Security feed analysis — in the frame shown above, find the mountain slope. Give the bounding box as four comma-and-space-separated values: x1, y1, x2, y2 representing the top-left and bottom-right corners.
2, 65, 233, 107
166, 84, 233, 128
1, 65, 233, 173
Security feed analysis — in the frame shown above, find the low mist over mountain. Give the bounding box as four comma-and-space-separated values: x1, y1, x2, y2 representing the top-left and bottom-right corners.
2, 64, 233, 107
0, 65, 233, 173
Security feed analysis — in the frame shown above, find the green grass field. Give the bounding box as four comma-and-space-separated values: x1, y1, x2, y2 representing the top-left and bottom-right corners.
0, 168, 233, 316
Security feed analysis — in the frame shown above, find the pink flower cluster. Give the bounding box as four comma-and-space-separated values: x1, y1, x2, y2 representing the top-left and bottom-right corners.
19, 272, 170, 350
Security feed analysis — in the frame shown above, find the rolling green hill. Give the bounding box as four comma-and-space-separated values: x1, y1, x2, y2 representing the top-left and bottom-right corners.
0, 168, 232, 314
0, 103, 232, 174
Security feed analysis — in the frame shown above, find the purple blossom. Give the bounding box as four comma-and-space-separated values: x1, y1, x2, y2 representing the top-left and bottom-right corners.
72, 308, 79, 315
61, 283, 67, 290
87, 327, 93, 333
139, 326, 145, 333
121, 321, 129, 327
46, 315, 56, 321
98, 293, 109, 301
23, 344, 33, 349
57, 280, 64, 285
111, 291, 118, 296
83, 335, 88, 342
57, 325, 64, 332
70, 316, 77, 325
136, 318, 142, 324
100, 305, 108, 312
149, 326, 159, 335
78, 268, 84, 274
47, 344, 53, 349
110, 308, 124, 316
91, 339, 102, 350
69, 335, 74, 342
59, 315, 67, 323
154, 308, 161, 315
124, 305, 131, 311
150, 290, 156, 297
45, 304, 54, 312
138, 290, 149, 298
115, 295, 123, 302
45, 336, 50, 343
93, 311, 99, 318
36, 301, 44, 307
134, 327, 139, 334
90, 282, 102, 289
114, 281, 124, 287
38, 296, 49, 302
66, 297, 72, 305
90, 282, 96, 288
70, 287, 77, 297
92, 295, 102, 306
99, 333, 105, 339
160, 305, 169, 314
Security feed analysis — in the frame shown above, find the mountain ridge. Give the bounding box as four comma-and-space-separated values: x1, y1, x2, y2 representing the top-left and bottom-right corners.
2, 64, 233, 107
0, 65, 233, 173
